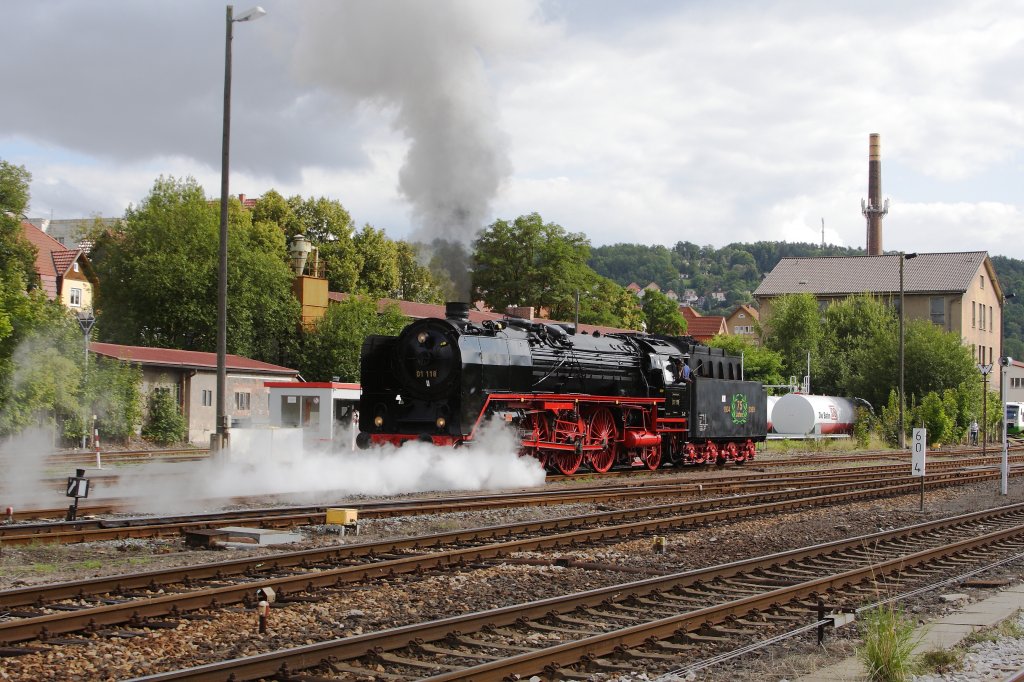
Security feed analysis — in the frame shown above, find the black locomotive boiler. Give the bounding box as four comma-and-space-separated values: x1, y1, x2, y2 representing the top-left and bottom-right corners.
358, 302, 767, 474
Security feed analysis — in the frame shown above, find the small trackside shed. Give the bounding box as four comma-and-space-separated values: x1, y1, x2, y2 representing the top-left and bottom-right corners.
88, 342, 299, 444
266, 381, 361, 444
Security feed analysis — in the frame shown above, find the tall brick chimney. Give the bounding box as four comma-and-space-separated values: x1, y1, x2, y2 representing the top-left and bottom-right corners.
861, 133, 889, 256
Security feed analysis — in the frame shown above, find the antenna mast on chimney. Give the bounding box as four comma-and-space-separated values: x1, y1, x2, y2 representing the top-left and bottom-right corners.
821, 217, 825, 249
860, 133, 889, 256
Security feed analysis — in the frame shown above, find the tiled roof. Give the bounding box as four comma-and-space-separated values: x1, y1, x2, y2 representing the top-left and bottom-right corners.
89, 342, 298, 375
686, 316, 727, 341
731, 304, 759, 320
327, 293, 639, 335
755, 252, 995, 298
22, 220, 68, 278
21, 221, 93, 300
680, 306, 703, 322
51, 250, 79, 275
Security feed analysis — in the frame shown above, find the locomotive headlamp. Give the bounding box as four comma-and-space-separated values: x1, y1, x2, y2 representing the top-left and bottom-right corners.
374, 415, 384, 428
417, 332, 429, 345
435, 417, 446, 429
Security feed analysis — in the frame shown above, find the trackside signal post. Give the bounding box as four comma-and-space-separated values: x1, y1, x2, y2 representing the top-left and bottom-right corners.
65, 468, 90, 521
912, 428, 926, 511
1001, 355, 1013, 496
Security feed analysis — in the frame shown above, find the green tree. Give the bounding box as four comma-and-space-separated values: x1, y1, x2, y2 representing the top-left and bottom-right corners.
762, 293, 822, 383
911, 392, 952, 446
706, 334, 785, 385
576, 276, 635, 328
0, 160, 99, 437
818, 295, 896, 400
250, 189, 300, 237
288, 194, 354, 243
299, 296, 407, 382
4, 329, 83, 438
353, 225, 400, 298
289, 195, 361, 293
85, 358, 143, 443
90, 176, 299, 363
252, 191, 361, 293
0, 160, 36, 286
589, 243, 679, 289
472, 213, 593, 319
903, 319, 977, 403
612, 288, 645, 330
395, 241, 444, 304
641, 289, 686, 335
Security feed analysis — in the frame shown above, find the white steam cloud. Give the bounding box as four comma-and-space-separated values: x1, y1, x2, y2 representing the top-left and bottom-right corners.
104, 420, 546, 514
0, 428, 62, 509
292, 1, 537, 243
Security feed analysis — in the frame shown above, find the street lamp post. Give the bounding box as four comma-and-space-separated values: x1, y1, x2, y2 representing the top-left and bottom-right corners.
76, 309, 96, 450
978, 363, 992, 458
898, 252, 917, 449
1000, 292, 1016, 495
214, 4, 266, 453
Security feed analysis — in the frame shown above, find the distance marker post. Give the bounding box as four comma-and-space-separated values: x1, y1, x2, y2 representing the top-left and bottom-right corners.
911, 428, 927, 511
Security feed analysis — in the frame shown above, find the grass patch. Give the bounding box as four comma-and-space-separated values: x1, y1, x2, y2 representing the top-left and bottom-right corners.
73, 559, 103, 570
29, 563, 59, 574
919, 648, 963, 673
858, 603, 922, 682
963, 612, 1024, 645
919, 612, 1024, 675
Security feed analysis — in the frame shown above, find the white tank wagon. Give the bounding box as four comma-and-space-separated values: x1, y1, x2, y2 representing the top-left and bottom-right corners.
767, 396, 780, 432
771, 394, 858, 435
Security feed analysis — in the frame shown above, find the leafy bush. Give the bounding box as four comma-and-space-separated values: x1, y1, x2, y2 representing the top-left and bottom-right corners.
853, 406, 872, 448
85, 358, 143, 443
142, 388, 187, 445
912, 392, 952, 446
877, 390, 904, 447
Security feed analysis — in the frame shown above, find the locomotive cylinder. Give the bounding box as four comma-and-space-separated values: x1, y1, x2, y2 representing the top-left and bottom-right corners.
623, 431, 661, 448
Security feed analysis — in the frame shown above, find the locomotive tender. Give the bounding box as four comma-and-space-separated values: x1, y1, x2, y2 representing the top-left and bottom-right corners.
357, 302, 767, 474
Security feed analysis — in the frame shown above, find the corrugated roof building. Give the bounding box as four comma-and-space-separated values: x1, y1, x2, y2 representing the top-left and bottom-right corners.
89, 342, 299, 444
755, 252, 1004, 384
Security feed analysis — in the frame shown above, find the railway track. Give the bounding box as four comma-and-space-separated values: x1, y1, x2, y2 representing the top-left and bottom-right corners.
41, 448, 210, 468
2, 460, 1014, 544
124, 503, 1024, 681
0, 470, 1002, 647
15, 445, 1015, 502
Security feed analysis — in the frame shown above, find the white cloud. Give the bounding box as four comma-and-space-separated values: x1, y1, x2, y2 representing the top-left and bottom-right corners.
4, 0, 1024, 259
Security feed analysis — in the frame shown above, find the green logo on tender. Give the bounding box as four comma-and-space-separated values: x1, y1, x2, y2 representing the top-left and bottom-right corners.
731, 394, 749, 425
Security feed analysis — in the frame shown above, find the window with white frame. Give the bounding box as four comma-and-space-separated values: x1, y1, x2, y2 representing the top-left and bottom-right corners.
202, 389, 213, 407
69, 288, 82, 307
235, 391, 250, 411
73, 262, 79, 272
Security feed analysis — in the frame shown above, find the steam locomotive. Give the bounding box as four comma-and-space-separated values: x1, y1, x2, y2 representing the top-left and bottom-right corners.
357, 302, 767, 474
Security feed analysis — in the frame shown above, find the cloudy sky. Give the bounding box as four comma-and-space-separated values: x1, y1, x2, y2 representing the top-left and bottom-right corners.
3, 0, 1023, 257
